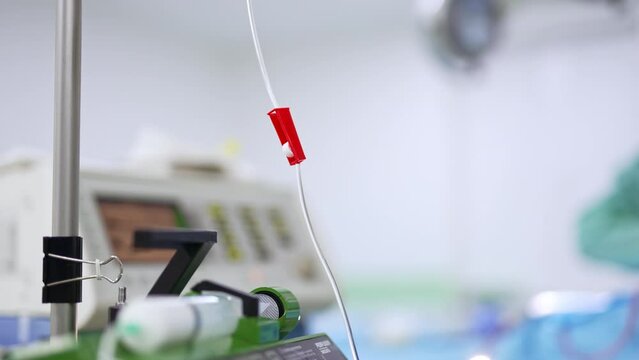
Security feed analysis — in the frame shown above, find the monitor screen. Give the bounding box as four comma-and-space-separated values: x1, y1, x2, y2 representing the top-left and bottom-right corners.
98, 198, 187, 262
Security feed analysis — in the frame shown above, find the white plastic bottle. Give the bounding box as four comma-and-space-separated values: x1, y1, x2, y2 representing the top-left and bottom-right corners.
115, 293, 242, 354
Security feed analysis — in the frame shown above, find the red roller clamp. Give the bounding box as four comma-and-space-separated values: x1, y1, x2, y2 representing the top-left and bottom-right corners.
268, 107, 306, 165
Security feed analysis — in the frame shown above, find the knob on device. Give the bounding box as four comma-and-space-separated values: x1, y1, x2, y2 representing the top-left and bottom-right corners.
251, 287, 300, 338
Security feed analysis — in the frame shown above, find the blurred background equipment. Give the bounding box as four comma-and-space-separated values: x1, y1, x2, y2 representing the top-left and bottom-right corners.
0, 154, 331, 332
420, 0, 504, 68
417, 0, 637, 69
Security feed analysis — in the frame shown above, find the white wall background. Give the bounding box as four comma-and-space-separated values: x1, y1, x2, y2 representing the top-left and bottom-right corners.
2, 0, 639, 297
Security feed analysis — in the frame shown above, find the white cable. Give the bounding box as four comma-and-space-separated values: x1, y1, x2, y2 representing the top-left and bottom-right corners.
97, 327, 119, 360
246, 0, 280, 108
246, 2, 359, 358
296, 164, 360, 360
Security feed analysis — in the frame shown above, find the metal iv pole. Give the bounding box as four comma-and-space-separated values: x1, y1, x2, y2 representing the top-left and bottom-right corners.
51, 0, 82, 338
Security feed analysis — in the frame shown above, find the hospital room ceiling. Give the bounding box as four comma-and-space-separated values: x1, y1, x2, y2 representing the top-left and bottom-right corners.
92, 0, 412, 48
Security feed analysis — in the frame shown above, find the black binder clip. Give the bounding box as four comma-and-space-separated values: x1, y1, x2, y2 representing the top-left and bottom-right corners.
43, 236, 124, 304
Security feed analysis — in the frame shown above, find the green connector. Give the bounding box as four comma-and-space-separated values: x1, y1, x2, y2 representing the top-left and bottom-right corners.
251, 287, 300, 338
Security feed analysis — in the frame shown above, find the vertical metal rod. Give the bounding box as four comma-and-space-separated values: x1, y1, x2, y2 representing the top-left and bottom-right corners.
51, 0, 82, 339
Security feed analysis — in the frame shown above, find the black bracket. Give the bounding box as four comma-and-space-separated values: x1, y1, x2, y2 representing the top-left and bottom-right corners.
42, 236, 83, 304
191, 280, 259, 317
134, 229, 216, 296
